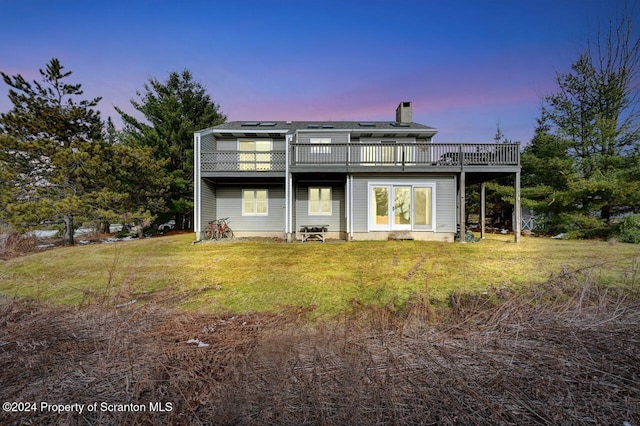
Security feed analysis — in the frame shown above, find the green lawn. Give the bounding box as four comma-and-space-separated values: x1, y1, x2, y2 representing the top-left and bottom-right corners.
1, 234, 638, 317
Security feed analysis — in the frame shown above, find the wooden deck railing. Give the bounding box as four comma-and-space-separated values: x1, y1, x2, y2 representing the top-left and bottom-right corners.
200, 143, 520, 173
291, 143, 520, 167
201, 151, 287, 172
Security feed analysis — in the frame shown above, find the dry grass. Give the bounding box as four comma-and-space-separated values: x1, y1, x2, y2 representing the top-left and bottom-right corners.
1, 262, 639, 425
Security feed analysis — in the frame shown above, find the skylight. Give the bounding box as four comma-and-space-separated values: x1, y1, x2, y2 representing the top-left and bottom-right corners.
358, 122, 376, 127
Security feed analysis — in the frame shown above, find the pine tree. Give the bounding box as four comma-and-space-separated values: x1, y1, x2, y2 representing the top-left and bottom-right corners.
0, 59, 166, 245
534, 7, 640, 236
0, 59, 105, 245
116, 70, 226, 230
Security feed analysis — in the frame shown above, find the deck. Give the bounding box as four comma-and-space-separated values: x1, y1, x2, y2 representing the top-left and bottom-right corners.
200, 143, 520, 175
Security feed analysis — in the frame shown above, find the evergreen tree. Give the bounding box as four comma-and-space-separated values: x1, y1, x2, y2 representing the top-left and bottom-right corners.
0, 59, 104, 245
520, 119, 575, 232
481, 124, 518, 229
116, 70, 226, 230
0, 59, 166, 245
531, 7, 640, 236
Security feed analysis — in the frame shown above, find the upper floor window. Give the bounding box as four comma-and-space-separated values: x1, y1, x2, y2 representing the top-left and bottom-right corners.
310, 137, 331, 154
239, 140, 271, 171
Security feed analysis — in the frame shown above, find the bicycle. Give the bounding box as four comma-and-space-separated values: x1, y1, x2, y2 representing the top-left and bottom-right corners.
203, 218, 234, 240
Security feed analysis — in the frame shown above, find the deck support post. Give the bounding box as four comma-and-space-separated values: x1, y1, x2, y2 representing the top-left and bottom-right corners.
480, 182, 486, 239
285, 134, 293, 242
194, 133, 202, 241
514, 171, 521, 243
459, 171, 466, 243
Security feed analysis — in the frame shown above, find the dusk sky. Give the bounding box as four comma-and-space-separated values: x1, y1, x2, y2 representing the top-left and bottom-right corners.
0, 0, 618, 144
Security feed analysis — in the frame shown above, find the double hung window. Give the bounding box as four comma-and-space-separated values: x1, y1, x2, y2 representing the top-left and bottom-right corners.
309, 187, 331, 215
243, 189, 268, 215
310, 138, 331, 154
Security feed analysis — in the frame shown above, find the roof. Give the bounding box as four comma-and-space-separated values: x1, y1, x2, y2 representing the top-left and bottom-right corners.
197, 121, 438, 139
210, 120, 435, 131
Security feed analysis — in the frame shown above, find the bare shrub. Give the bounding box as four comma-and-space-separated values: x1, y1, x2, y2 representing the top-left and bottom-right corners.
0, 228, 39, 259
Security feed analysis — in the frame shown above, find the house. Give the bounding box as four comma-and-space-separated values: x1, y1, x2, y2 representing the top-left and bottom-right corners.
193, 102, 521, 242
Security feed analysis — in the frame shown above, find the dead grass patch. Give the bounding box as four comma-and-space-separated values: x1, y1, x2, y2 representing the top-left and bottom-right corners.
1, 265, 639, 425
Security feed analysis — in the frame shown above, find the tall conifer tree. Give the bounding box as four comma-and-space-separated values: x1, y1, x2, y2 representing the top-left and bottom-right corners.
116, 70, 226, 230
0, 59, 166, 244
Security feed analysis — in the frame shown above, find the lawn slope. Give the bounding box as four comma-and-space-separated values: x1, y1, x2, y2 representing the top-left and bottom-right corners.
0, 234, 638, 316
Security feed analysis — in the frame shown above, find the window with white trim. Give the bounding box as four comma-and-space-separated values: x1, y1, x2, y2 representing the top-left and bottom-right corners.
243, 189, 268, 215
238, 140, 271, 170
309, 187, 331, 215
310, 137, 331, 154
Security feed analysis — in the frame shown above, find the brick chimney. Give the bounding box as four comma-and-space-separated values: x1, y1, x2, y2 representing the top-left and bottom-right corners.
395, 102, 412, 123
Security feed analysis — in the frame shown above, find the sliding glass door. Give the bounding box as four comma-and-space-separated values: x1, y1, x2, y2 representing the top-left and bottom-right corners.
369, 184, 433, 231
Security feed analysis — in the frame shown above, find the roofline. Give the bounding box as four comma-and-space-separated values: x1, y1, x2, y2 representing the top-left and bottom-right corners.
295, 127, 438, 134
195, 127, 290, 136
197, 125, 438, 134
195, 121, 439, 138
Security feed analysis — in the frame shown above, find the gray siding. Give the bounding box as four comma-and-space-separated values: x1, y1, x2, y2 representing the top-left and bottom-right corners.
200, 179, 217, 231
201, 134, 216, 151
435, 177, 456, 232
295, 184, 345, 232
216, 139, 235, 151
215, 184, 285, 232
352, 174, 456, 233
352, 177, 369, 233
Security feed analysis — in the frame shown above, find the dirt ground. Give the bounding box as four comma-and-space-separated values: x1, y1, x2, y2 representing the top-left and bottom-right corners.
1, 273, 639, 425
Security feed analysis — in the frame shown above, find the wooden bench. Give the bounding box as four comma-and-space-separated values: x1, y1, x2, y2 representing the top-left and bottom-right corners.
300, 225, 329, 243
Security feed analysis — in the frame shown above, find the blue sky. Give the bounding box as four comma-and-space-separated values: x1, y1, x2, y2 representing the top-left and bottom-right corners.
0, 0, 616, 143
